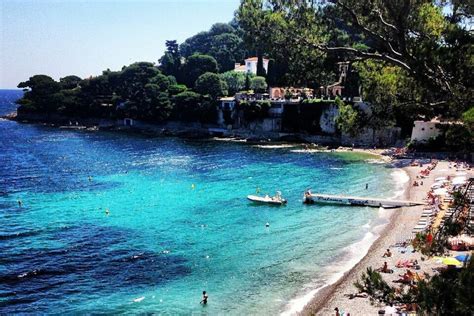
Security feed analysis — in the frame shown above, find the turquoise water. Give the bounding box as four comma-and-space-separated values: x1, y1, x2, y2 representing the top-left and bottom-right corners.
0, 90, 401, 314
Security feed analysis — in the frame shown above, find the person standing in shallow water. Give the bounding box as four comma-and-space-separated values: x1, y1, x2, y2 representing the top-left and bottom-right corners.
200, 291, 208, 305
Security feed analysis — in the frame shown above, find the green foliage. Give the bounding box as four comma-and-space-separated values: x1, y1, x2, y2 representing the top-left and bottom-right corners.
182, 54, 219, 87
172, 91, 202, 121
266, 59, 277, 86
239, 100, 270, 121
236, 0, 334, 87
240, 0, 473, 124
178, 23, 246, 72
17, 62, 176, 121
159, 40, 182, 79
354, 267, 395, 303
249, 76, 267, 93
256, 53, 266, 77
195, 72, 228, 98
17, 75, 62, 112
416, 258, 474, 314
220, 71, 249, 95
462, 107, 474, 127
335, 99, 361, 137
168, 84, 187, 96
444, 124, 473, 152
150, 74, 171, 91
59, 75, 82, 89
355, 257, 474, 314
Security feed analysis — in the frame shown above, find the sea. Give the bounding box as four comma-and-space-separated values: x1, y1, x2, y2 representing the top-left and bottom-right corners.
0, 89, 408, 314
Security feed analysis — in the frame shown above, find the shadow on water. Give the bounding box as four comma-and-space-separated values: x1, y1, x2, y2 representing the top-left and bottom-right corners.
0, 224, 190, 313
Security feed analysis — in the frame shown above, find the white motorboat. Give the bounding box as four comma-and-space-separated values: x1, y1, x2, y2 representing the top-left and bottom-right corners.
247, 191, 287, 205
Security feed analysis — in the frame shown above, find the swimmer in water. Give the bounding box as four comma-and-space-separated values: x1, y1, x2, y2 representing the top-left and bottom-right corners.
200, 291, 208, 305
88, 176, 93, 182
191, 184, 195, 190
105, 208, 110, 216
265, 222, 270, 227
18, 200, 22, 207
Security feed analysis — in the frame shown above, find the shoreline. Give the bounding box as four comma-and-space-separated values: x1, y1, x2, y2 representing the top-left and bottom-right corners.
300, 161, 453, 315
282, 165, 410, 315
2, 113, 392, 159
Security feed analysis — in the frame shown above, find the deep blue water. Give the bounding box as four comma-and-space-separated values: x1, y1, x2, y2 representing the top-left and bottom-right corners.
0, 89, 403, 314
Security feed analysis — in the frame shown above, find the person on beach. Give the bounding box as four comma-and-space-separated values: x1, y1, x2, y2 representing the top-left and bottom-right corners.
377, 262, 393, 273
334, 307, 340, 316
383, 249, 392, 258
200, 291, 208, 305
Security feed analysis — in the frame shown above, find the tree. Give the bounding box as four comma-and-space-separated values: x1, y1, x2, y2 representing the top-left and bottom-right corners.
182, 54, 219, 87
250, 76, 267, 93
256, 53, 266, 77
236, 0, 332, 87
168, 84, 187, 96
266, 59, 277, 86
17, 75, 62, 112
150, 74, 171, 91
335, 98, 361, 137
59, 75, 82, 89
143, 83, 173, 121
195, 72, 228, 99
259, 0, 472, 119
159, 40, 182, 78
245, 73, 251, 90
355, 258, 474, 315
220, 71, 248, 95
172, 91, 203, 121
179, 23, 246, 72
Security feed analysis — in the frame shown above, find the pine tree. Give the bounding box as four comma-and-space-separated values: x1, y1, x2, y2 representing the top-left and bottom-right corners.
256, 53, 266, 77
266, 59, 276, 86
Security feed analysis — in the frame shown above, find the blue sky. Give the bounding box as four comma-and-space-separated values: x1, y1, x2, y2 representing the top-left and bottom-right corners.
0, 0, 240, 88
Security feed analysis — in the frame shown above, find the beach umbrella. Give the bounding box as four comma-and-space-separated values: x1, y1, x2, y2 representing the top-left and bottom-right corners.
455, 254, 471, 262
452, 177, 466, 185
433, 188, 448, 195
442, 257, 462, 266
431, 256, 444, 263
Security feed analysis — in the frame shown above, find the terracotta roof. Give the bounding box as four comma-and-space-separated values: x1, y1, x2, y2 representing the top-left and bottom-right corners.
234, 65, 246, 72
244, 57, 269, 62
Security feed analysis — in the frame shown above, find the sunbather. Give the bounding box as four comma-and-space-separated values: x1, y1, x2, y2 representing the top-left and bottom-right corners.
382, 249, 392, 258
376, 261, 393, 273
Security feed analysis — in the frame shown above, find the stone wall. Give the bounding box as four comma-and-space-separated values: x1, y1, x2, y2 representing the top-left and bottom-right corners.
342, 127, 402, 147
319, 104, 338, 134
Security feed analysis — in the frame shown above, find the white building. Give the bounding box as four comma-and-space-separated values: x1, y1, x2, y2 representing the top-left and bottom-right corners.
234, 57, 269, 75
411, 119, 442, 143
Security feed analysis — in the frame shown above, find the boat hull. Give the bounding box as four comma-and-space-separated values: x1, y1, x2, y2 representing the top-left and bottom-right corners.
247, 195, 287, 205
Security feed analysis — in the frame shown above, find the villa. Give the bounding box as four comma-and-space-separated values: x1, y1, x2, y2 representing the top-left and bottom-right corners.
234, 57, 269, 75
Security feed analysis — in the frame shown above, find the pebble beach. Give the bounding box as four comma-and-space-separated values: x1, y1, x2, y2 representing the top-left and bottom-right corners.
302, 160, 472, 315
